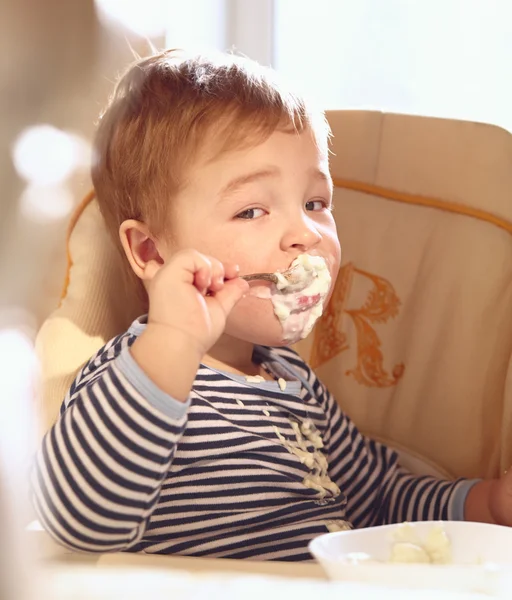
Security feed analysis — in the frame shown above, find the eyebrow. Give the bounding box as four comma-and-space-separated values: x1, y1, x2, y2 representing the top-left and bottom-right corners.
218, 166, 331, 200
219, 167, 280, 199
313, 168, 332, 187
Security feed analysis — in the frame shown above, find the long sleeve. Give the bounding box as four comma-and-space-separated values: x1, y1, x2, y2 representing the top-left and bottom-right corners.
315, 377, 475, 527
31, 335, 190, 553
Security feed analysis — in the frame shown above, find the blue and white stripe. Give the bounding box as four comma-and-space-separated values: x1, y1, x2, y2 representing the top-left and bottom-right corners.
31, 317, 473, 561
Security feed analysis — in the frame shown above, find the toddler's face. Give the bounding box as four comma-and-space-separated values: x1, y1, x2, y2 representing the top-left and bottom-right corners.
158, 127, 341, 346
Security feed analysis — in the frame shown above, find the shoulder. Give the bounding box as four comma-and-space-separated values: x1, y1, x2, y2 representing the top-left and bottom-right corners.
64, 320, 142, 410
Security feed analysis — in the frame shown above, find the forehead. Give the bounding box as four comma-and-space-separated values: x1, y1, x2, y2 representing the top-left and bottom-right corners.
185, 127, 330, 191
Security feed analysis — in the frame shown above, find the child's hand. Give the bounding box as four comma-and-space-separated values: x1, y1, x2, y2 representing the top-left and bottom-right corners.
488, 469, 512, 526
465, 469, 512, 526
145, 249, 249, 357
130, 249, 249, 402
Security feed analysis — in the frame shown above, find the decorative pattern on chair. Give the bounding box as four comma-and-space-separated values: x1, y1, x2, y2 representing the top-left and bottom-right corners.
310, 263, 405, 387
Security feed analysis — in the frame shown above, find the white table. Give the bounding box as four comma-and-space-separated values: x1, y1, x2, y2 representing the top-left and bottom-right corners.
29, 527, 495, 600
31, 524, 325, 578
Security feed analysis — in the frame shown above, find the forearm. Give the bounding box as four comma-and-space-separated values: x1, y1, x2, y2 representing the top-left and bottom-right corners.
309, 379, 493, 527
326, 418, 454, 527
464, 479, 498, 523
130, 323, 203, 402
378, 471, 479, 525
333, 434, 477, 527
31, 358, 188, 552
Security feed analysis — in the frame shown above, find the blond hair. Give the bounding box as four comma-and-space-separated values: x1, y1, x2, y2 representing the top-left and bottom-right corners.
92, 49, 328, 249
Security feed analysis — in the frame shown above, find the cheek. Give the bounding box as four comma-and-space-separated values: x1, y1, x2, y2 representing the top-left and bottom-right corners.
324, 254, 341, 308
316, 231, 341, 290
316, 218, 341, 262
170, 226, 258, 271
326, 232, 342, 277
225, 295, 285, 344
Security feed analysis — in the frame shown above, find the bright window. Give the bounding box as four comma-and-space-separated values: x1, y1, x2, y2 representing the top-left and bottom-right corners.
274, 0, 512, 132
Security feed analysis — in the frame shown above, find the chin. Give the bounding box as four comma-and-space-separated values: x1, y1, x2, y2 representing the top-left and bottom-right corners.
225, 317, 289, 347
226, 297, 320, 348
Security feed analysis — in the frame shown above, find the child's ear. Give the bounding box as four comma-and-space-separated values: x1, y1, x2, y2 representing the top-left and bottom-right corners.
119, 219, 165, 281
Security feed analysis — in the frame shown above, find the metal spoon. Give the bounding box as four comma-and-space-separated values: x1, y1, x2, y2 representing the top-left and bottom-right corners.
240, 272, 281, 284
241, 265, 310, 292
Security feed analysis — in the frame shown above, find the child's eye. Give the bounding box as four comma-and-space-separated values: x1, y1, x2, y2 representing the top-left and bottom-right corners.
305, 199, 330, 211
236, 207, 266, 220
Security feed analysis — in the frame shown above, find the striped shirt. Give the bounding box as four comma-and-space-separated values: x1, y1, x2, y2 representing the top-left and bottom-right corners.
31, 317, 474, 561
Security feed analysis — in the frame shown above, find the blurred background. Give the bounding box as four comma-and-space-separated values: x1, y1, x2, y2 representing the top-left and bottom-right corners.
0, 1, 510, 596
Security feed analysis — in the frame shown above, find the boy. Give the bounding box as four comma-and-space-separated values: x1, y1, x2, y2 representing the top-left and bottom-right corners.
31, 49, 512, 561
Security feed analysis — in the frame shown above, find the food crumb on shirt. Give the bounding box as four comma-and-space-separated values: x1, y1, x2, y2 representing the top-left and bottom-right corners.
325, 520, 352, 533
263, 409, 270, 417
245, 375, 266, 383
236, 399, 245, 408
277, 377, 287, 391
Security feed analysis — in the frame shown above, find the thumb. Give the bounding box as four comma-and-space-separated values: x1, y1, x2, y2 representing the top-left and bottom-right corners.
214, 278, 249, 316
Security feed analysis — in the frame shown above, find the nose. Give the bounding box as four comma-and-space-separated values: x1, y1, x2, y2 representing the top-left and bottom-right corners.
280, 213, 322, 253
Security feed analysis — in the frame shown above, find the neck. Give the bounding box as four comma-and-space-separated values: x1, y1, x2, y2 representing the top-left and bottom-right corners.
203, 334, 259, 376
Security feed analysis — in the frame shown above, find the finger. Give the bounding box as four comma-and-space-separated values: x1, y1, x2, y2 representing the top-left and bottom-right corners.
190, 254, 213, 295
176, 250, 212, 284
194, 266, 213, 295
207, 259, 226, 293
222, 262, 240, 281
213, 278, 249, 315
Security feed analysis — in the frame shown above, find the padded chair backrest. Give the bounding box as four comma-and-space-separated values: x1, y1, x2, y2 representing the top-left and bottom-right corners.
295, 110, 512, 479
35, 192, 144, 429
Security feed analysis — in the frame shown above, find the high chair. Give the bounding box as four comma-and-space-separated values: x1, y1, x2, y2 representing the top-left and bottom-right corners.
36, 110, 512, 480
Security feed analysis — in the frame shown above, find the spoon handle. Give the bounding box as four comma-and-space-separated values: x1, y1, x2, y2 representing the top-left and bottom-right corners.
240, 273, 278, 284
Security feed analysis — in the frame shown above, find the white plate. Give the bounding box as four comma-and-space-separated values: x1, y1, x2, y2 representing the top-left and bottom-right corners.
309, 521, 512, 595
